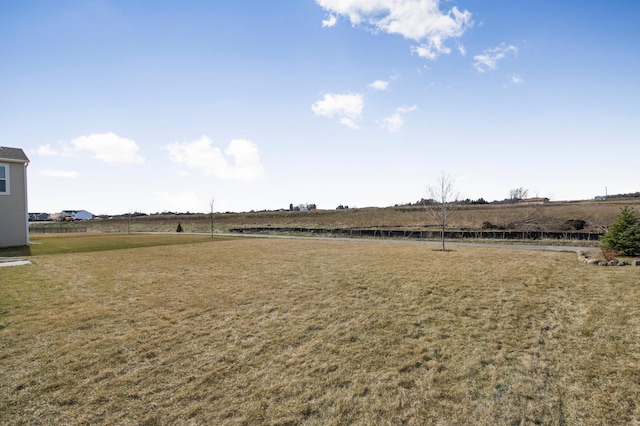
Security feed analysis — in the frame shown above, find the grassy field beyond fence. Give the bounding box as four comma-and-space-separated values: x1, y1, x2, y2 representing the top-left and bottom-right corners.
35, 197, 640, 236
1, 234, 639, 424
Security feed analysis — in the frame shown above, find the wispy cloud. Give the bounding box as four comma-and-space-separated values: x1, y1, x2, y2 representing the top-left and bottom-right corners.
382, 105, 418, 133
311, 93, 364, 129
316, 0, 473, 60
368, 80, 390, 91
509, 73, 524, 84
39, 169, 78, 179
473, 43, 518, 73
322, 14, 337, 27
36, 133, 144, 165
167, 136, 264, 181
36, 142, 74, 157
37, 144, 59, 157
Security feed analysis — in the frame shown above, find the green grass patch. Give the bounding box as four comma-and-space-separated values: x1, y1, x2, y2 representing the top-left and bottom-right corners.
1, 233, 232, 257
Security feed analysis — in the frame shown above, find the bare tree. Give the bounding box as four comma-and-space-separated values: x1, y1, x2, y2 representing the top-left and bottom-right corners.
424, 172, 460, 251
209, 196, 215, 238
509, 187, 529, 202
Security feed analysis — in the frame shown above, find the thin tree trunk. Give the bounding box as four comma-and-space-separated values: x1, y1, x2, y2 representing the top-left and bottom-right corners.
209, 197, 215, 238
441, 202, 446, 251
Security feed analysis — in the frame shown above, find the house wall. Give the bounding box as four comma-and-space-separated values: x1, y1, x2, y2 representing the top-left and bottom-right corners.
0, 162, 28, 247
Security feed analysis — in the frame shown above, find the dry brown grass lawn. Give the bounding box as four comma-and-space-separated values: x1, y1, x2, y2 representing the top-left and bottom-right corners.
1, 236, 639, 425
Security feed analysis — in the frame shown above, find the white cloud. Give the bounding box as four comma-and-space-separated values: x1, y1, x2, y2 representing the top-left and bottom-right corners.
71, 133, 144, 165
473, 43, 518, 73
316, 0, 473, 60
510, 73, 524, 84
35, 133, 144, 165
39, 169, 78, 179
167, 136, 264, 181
457, 44, 467, 56
37, 144, 58, 157
397, 105, 418, 114
368, 80, 389, 91
35, 142, 74, 157
382, 105, 417, 133
311, 92, 364, 128
339, 117, 359, 129
383, 113, 405, 133
411, 45, 440, 60
322, 14, 337, 27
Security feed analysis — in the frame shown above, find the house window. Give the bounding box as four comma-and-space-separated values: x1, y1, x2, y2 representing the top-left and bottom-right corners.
0, 164, 8, 195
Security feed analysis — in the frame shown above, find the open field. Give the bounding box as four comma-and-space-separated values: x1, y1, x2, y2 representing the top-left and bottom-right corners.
32, 198, 640, 236
1, 234, 639, 424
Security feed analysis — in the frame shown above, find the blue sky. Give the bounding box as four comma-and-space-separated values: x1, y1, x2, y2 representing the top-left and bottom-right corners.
1, 0, 638, 214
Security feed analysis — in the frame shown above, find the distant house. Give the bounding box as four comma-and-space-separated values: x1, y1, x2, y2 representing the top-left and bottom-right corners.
519, 197, 550, 205
29, 212, 50, 221
0, 146, 30, 248
60, 210, 94, 221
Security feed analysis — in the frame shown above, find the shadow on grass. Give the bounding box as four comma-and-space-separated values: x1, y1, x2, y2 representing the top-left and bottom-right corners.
0, 245, 32, 257
19, 234, 237, 256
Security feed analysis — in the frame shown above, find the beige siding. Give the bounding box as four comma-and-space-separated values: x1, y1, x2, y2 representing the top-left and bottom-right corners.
0, 162, 28, 247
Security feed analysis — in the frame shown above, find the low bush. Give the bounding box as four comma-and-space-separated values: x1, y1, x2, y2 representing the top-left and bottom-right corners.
562, 219, 587, 230
600, 206, 640, 256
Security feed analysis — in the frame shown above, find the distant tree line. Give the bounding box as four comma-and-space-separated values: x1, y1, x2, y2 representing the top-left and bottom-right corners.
289, 203, 317, 211
596, 191, 640, 201
414, 197, 489, 206
97, 186, 639, 218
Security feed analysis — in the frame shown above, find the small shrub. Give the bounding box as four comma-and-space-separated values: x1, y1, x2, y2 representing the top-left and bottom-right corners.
176, 223, 184, 233
601, 248, 617, 262
600, 206, 640, 256
563, 219, 587, 231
